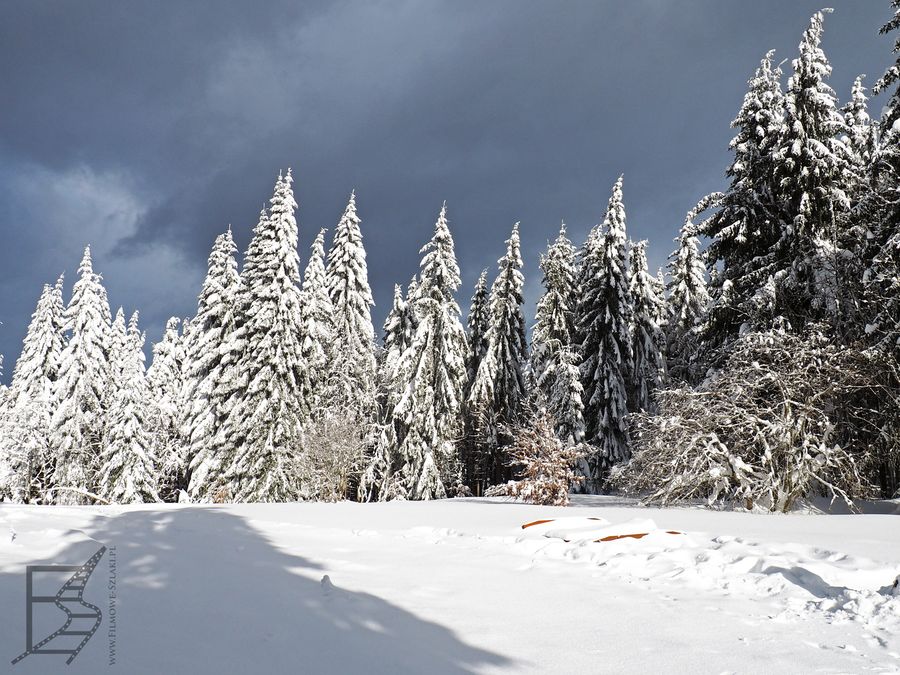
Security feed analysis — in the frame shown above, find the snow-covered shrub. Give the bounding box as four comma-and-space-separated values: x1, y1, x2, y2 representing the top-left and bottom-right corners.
486, 409, 584, 506
298, 411, 368, 502
616, 329, 897, 512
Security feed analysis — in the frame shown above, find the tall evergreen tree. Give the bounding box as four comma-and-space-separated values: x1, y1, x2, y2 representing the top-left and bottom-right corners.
183, 229, 241, 502
842, 75, 877, 180
465, 269, 490, 393
666, 229, 710, 383
381, 284, 417, 383
297, 228, 334, 417
874, 0, 900, 131
694, 50, 784, 355
468, 223, 528, 485
98, 314, 158, 504
576, 177, 633, 487
367, 204, 469, 500
460, 269, 490, 487
774, 9, 853, 329
11, 277, 65, 403
531, 223, 584, 446
374, 281, 417, 427
224, 170, 306, 502
628, 239, 667, 412
326, 190, 377, 420
50, 247, 112, 504
864, 2, 900, 354
3, 278, 65, 501
148, 317, 185, 501
652, 267, 669, 328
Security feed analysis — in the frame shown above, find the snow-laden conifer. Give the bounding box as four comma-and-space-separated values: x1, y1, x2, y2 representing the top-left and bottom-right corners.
371, 203, 469, 500
183, 229, 241, 502
11, 277, 65, 404
628, 240, 667, 412
693, 51, 784, 354
864, 5, 900, 357
465, 269, 490, 392
50, 247, 112, 504
842, 76, 877, 178
224, 170, 306, 502
147, 317, 185, 501
98, 313, 158, 503
2, 279, 66, 501
326, 190, 377, 419
666, 229, 710, 383
575, 177, 633, 487
468, 223, 528, 485
530, 223, 584, 446
874, 0, 900, 131
297, 228, 334, 417
774, 9, 854, 328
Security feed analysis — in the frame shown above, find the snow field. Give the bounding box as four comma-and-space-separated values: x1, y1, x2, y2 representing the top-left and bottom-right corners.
0, 496, 899, 674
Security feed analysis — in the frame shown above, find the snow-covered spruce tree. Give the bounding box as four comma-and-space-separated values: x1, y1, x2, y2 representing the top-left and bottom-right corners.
468, 223, 528, 487
859, 2, 900, 497
380, 284, 417, 388
693, 50, 784, 357
326, 190, 377, 422
616, 328, 898, 511
147, 317, 186, 501
201, 211, 269, 503
666, 228, 710, 383
485, 408, 584, 506
865, 2, 900, 357
371, 282, 416, 432
651, 267, 668, 328
842, 76, 877, 190
108, 308, 128, 396
773, 9, 854, 332
224, 170, 306, 502
297, 228, 334, 418
50, 247, 112, 504
627, 239, 667, 412
530, 222, 585, 446
460, 269, 490, 487
2, 278, 66, 502
11, 276, 65, 404
183, 229, 241, 502
98, 314, 158, 504
360, 283, 411, 501
383, 204, 469, 500
465, 269, 490, 390
576, 177, 633, 489
874, 0, 900, 131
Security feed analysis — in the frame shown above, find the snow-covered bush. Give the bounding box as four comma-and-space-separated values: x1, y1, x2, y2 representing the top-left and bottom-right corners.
616, 329, 897, 512
486, 409, 584, 506
298, 411, 368, 502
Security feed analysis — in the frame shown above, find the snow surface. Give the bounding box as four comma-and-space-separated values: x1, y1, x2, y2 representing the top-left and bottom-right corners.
1, 496, 899, 674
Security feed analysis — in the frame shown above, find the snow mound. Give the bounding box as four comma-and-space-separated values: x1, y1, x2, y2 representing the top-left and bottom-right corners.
514, 515, 900, 635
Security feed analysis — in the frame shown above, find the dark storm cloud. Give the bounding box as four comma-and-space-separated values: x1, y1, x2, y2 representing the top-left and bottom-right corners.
0, 0, 894, 376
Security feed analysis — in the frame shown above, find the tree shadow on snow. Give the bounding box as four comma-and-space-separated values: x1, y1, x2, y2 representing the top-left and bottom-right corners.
0, 506, 514, 675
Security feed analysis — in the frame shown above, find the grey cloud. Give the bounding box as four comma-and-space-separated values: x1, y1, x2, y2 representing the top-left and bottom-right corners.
0, 0, 894, 375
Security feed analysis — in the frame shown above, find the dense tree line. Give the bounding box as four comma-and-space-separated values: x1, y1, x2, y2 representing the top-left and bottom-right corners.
1, 6, 898, 508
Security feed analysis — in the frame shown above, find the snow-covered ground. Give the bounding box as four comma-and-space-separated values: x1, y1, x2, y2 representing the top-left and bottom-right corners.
1, 496, 899, 674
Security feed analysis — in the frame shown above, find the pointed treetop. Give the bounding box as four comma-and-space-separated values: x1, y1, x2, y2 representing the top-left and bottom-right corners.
603, 176, 627, 241
79, 246, 93, 274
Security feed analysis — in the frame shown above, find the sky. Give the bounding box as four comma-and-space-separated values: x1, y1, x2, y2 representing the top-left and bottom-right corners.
0, 0, 895, 379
